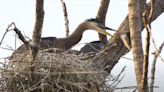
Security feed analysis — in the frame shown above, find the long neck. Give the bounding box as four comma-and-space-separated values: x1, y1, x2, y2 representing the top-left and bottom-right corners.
59, 21, 102, 50
67, 22, 89, 41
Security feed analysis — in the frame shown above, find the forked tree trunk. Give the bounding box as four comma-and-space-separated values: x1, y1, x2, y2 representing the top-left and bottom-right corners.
92, 0, 164, 77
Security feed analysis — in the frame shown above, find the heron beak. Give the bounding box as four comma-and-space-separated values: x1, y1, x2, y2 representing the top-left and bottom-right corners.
85, 20, 113, 36
95, 28, 113, 37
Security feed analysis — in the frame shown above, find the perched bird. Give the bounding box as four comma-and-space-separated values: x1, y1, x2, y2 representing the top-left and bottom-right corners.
80, 41, 106, 54
80, 19, 116, 54
10, 19, 112, 57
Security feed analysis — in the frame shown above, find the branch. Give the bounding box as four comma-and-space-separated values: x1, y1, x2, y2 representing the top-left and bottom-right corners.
150, 41, 164, 92
0, 22, 17, 45
148, 0, 155, 21
96, 0, 110, 43
14, 27, 29, 45
31, 0, 44, 60
60, 0, 69, 37
141, 11, 151, 92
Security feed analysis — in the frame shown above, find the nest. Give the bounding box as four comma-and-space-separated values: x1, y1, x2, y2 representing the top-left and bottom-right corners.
0, 48, 110, 92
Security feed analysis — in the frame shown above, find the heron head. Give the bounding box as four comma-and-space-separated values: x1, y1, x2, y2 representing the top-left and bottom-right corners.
85, 18, 116, 37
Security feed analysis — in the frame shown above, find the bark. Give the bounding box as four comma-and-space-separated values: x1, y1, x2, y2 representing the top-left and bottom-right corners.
60, 0, 69, 37
31, 0, 44, 60
150, 42, 164, 92
91, 0, 164, 75
96, 0, 110, 43
141, 11, 151, 92
128, 0, 144, 91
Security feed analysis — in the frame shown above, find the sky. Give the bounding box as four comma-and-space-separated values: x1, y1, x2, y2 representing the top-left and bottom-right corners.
0, 0, 164, 92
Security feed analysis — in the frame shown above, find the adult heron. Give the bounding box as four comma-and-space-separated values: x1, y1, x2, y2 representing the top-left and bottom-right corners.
10, 19, 112, 57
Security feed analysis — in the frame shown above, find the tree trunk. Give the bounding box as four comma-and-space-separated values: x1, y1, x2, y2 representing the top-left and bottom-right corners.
31, 0, 44, 60
96, 0, 110, 43
91, 0, 164, 75
128, 0, 144, 91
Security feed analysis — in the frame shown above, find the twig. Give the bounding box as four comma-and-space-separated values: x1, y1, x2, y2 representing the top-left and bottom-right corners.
150, 33, 164, 63
158, 55, 164, 63
150, 41, 164, 92
14, 33, 17, 50
109, 66, 126, 87
0, 46, 14, 51
0, 22, 16, 45
0, 23, 30, 51
60, 0, 69, 37
115, 85, 158, 90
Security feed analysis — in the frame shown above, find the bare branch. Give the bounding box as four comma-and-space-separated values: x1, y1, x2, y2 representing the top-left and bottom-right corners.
31, 0, 44, 60
96, 0, 110, 43
14, 27, 29, 45
60, 0, 69, 37
148, 0, 155, 21
110, 66, 125, 87
0, 47, 14, 51
150, 41, 164, 92
96, 0, 110, 21
115, 86, 158, 90
141, 11, 150, 92
0, 22, 16, 45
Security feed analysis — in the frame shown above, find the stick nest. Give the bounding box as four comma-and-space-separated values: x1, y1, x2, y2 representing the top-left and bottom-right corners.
0, 48, 109, 92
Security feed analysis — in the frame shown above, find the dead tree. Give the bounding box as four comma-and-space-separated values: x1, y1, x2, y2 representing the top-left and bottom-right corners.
96, 0, 110, 43
128, 0, 144, 91
31, 0, 44, 60
3, 0, 164, 92
92, 0, 164, 76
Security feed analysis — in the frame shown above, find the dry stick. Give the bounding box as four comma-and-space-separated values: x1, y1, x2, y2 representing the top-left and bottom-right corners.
115, 86, 159, 90
148, 0, 155, 21
14, 27, 29, 45
110, 67, 126, 92
149, 20, 164, 64
0, 22, 29, 52
14, 34, 17, 50
141, 1, 154, 92
0, 22, 16, 45
8, 24, 30, 48
141, 11, 150, 92
150, 42, 164, 92
0, 47, 14, 51
60, 0, 69, 37
150, 34, 164, 63
158, 55, 164, 63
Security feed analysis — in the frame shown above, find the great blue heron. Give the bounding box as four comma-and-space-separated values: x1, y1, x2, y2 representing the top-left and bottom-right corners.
80, 41, 106, 54
79, 19, 116, 54
10, 19, 112, 57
